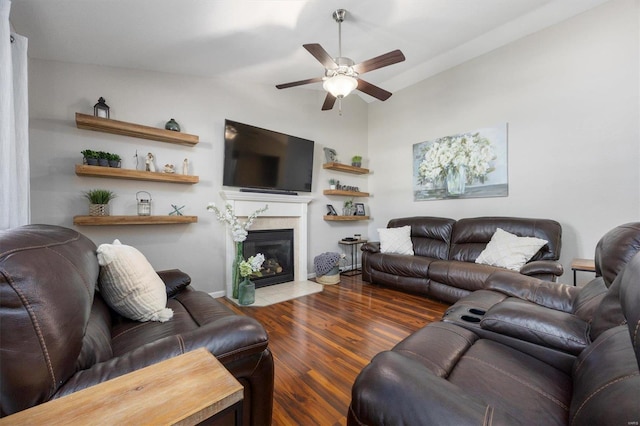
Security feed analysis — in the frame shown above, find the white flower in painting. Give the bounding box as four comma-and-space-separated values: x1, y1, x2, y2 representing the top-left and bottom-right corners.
418, 132, 496, 185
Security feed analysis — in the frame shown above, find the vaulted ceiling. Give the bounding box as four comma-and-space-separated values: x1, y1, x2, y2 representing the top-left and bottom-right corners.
10, 0, 609, 101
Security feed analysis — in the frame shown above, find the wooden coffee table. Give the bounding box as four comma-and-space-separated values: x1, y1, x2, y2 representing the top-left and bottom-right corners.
1, 348, 243, 425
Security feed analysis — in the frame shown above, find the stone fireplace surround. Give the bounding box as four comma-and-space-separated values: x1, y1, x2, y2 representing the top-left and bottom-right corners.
221, 190, 313, 298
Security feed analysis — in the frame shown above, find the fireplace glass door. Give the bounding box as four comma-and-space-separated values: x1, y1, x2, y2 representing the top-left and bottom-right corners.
243, 229, 294, 288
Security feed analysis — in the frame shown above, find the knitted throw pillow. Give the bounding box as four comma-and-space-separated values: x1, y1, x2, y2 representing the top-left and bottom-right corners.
97, 239, 173, 322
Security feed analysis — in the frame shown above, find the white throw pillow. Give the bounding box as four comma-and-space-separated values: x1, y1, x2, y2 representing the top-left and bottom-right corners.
475, 228, 548, 271
97, 239, 173, 322
378, 226, 414, 255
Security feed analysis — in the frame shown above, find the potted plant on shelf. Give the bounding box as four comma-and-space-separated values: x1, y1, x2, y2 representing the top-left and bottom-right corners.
83, 189, 116, 216
329, 178, 336, 190
351, 155, 362, 167
107, 153, 121, 168
81, 149, 98, 166
97, 151, 110, 167
343, 199, 354, 216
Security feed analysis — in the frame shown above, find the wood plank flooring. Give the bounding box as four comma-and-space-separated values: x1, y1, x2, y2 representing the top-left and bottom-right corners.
221, 275, 449, 426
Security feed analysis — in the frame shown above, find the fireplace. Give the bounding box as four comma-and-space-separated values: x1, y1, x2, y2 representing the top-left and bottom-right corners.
244, 229, 294, 288
221, 190, 313, 298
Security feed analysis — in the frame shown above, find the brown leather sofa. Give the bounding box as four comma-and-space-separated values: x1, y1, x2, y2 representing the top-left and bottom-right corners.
0, 224, 274, 425
362, 216, 563, 303
348, 250, 640, 425
444, 222, 640, 355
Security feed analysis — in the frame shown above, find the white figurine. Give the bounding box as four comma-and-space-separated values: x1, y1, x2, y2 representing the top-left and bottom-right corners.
182, 158, 189, 175
163, 164, 175, 174
145, 152, 156, 172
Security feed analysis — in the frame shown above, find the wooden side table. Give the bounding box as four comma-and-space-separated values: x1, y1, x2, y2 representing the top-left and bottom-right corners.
571, 258, 596, 286
339, 239, 367, 276
0, 348, 243, 426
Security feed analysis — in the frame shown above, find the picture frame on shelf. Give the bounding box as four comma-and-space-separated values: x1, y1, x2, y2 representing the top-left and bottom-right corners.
327, 204, 338, 216
355, 203, 366, 216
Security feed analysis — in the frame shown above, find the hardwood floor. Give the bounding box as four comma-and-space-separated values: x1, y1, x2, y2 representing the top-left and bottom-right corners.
221, 275, 449, 426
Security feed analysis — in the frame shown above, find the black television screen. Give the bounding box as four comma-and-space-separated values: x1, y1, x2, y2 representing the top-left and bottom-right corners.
223, 119, 314, 193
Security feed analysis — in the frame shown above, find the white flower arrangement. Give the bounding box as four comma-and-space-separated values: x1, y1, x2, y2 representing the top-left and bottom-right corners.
239, 253, 265, 278
418, 132, 496, 185
206, 202, 268, 242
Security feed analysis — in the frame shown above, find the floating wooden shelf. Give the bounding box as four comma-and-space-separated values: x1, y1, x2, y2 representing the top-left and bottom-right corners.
75, 164, 199, 184
324, 215, 370, 221
75, 113, 199, 146
323, 162, 369, 175
73, 215, 198, 226
323, 189, 370, 197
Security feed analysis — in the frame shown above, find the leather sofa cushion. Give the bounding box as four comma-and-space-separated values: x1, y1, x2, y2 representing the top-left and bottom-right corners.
365, 252, 434, 278
157, 269, 191, 297
428, 259, 499, 292
355, 321, 571, 425
450, 217, 562, 263
388, 216, 454, 259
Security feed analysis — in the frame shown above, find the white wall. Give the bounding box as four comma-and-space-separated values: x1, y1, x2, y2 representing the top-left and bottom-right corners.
28, 60, 369, 293
367, 0, 640, 285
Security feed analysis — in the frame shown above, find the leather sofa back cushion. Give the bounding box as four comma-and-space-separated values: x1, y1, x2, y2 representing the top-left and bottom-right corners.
0, 225, 99, 415
595, 222, 640, 286
450, 217, 562, 262
388, 217, 455, 260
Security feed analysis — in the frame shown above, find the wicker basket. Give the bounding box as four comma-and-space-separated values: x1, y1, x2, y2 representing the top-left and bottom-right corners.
89, 203, 109, 216
316, 265, 340, 285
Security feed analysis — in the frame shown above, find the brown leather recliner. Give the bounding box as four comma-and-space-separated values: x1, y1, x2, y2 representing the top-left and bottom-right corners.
444, 222, 640, 355
348, 251, 640, 425
0, 224, 274, 425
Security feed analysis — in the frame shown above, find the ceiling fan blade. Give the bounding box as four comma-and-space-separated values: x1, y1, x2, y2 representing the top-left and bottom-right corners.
357, 79, 392, 101
321, 93, 337, 111
276, 77, 323, 89
303, 43, 338, 69
352, 49, 405, 75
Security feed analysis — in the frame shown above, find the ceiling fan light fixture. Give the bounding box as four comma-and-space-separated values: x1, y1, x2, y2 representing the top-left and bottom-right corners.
323, 74, 358, 98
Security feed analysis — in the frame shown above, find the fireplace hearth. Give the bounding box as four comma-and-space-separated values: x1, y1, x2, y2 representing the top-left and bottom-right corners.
244, 229, 294, 288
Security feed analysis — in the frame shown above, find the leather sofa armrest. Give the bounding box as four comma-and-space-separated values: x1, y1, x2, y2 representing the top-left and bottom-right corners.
485, 270, 580, 312
520, 260, 564, 277
480, 298, 589, 355
54, 314, 269, 398
361, 242, 380, 253
156, 269, 191, 297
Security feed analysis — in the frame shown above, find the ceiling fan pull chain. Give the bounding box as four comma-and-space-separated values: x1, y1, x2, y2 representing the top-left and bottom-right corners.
338, 98, 343, 116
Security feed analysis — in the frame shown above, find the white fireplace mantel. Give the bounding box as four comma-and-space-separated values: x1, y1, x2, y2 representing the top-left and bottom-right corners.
220, 191, 313, 298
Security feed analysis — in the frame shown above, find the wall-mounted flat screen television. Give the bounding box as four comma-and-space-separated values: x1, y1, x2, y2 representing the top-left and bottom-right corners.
223, 119, 314, 193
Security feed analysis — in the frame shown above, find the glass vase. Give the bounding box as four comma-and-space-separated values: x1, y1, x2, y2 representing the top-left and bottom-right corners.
238, 277, 255, 306
446, 166, 466, 196
232, 241, 243, 299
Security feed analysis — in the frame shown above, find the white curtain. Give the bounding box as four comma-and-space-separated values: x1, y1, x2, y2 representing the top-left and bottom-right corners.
0, 0, 30, 229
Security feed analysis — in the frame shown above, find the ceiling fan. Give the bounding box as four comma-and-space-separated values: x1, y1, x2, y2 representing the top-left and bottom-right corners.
276, 9, 405, 113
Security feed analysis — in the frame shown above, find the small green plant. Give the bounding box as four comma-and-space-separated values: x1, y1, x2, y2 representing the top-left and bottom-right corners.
83, 189, 117, 204
81, 149, 97, 159
351, 155, 362, 163
107, 153, 121, 162
329, 178, 336, 185
97, 151, 110, 160
344, 199, 354, 209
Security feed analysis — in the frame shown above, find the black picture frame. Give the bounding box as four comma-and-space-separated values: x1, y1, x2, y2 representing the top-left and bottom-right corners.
327, 204, 338, 216
355, 203, 366, 216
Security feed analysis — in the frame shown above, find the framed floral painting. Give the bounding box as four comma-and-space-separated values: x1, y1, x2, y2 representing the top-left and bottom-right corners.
413, 123, 508, 201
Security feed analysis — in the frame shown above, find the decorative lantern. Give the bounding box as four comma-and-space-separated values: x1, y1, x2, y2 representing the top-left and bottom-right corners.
136, 191, 152, 216
94, 97, 110, 119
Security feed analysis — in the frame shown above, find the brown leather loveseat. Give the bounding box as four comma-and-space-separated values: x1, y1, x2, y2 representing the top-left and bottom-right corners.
362, 216, 563, 303
0, 224, 274, 425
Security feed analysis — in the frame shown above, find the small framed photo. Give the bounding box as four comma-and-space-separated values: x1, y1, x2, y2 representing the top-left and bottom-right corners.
355, 203, 366, 216
327, 204, 338, 216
